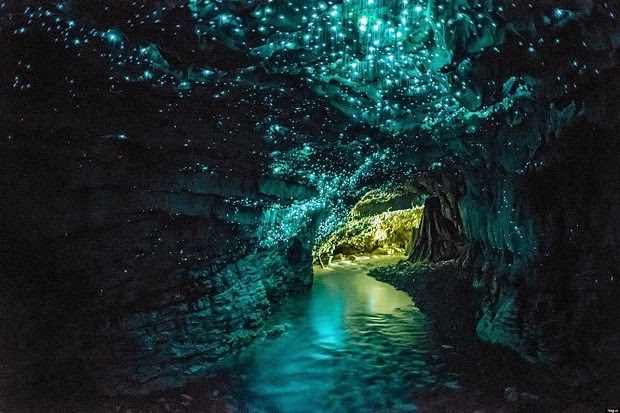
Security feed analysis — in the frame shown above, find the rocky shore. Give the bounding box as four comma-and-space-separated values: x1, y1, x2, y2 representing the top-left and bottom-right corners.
369, 260, 620, 412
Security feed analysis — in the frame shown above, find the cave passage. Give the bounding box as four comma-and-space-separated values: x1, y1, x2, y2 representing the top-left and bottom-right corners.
217, 255, 444, 412
1, 0, 619, 409
313, 186, 426, 266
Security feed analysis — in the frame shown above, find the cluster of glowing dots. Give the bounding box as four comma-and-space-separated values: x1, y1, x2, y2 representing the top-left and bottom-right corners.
250, 0, 458, 121
1, 1, 508, 131
5, 2, 208, 93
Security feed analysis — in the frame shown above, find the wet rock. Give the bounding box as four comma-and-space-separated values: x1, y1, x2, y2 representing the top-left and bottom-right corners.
266, 324, 288, 339
408, 197, 460, 263
314, 190, 423, 261
504, 387, 518, 402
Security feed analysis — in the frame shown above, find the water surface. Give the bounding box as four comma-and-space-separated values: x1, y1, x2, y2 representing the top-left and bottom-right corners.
226, 255, 440, 412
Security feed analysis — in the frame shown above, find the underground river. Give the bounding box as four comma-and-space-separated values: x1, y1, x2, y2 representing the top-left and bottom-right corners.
22, 255, 613, 412
217, 255, 457, 412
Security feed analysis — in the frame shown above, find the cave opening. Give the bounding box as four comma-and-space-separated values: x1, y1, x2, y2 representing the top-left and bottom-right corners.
313, 184, 426, 267
313, 173, 467, 271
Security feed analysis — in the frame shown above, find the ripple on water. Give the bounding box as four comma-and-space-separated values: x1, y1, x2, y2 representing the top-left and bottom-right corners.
227, 255, 446, 412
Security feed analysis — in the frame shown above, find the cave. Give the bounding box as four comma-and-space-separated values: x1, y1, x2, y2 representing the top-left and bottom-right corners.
1, 0, 619, 411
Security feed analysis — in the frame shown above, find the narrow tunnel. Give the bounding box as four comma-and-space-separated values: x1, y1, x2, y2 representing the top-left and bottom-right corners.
313, 175, 465, 267
313, 184, 426, 266
1, 0, 619, 411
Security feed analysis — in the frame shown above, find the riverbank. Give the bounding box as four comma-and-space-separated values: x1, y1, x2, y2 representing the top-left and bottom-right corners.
369, 259, 618, 412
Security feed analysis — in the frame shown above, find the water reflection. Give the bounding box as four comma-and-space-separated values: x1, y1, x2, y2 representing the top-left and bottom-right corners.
229, 255, 437, 412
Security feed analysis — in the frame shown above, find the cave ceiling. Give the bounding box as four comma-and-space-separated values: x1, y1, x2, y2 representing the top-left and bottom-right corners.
2, 0, 618, 239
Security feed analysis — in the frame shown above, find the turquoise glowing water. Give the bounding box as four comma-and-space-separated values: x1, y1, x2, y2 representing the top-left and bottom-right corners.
224, 255, 442, 412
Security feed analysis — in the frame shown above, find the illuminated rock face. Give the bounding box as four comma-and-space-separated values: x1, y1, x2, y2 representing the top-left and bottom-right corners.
1, 0, 619, 395
314, 186, 424, 261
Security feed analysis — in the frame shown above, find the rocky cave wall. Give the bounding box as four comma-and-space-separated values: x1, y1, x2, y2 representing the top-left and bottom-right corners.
457, 109, 620, 364
402, 102, 620, 366
433, 0, 620, 364
0, 109, 320, 395
0, 27, 339, 395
